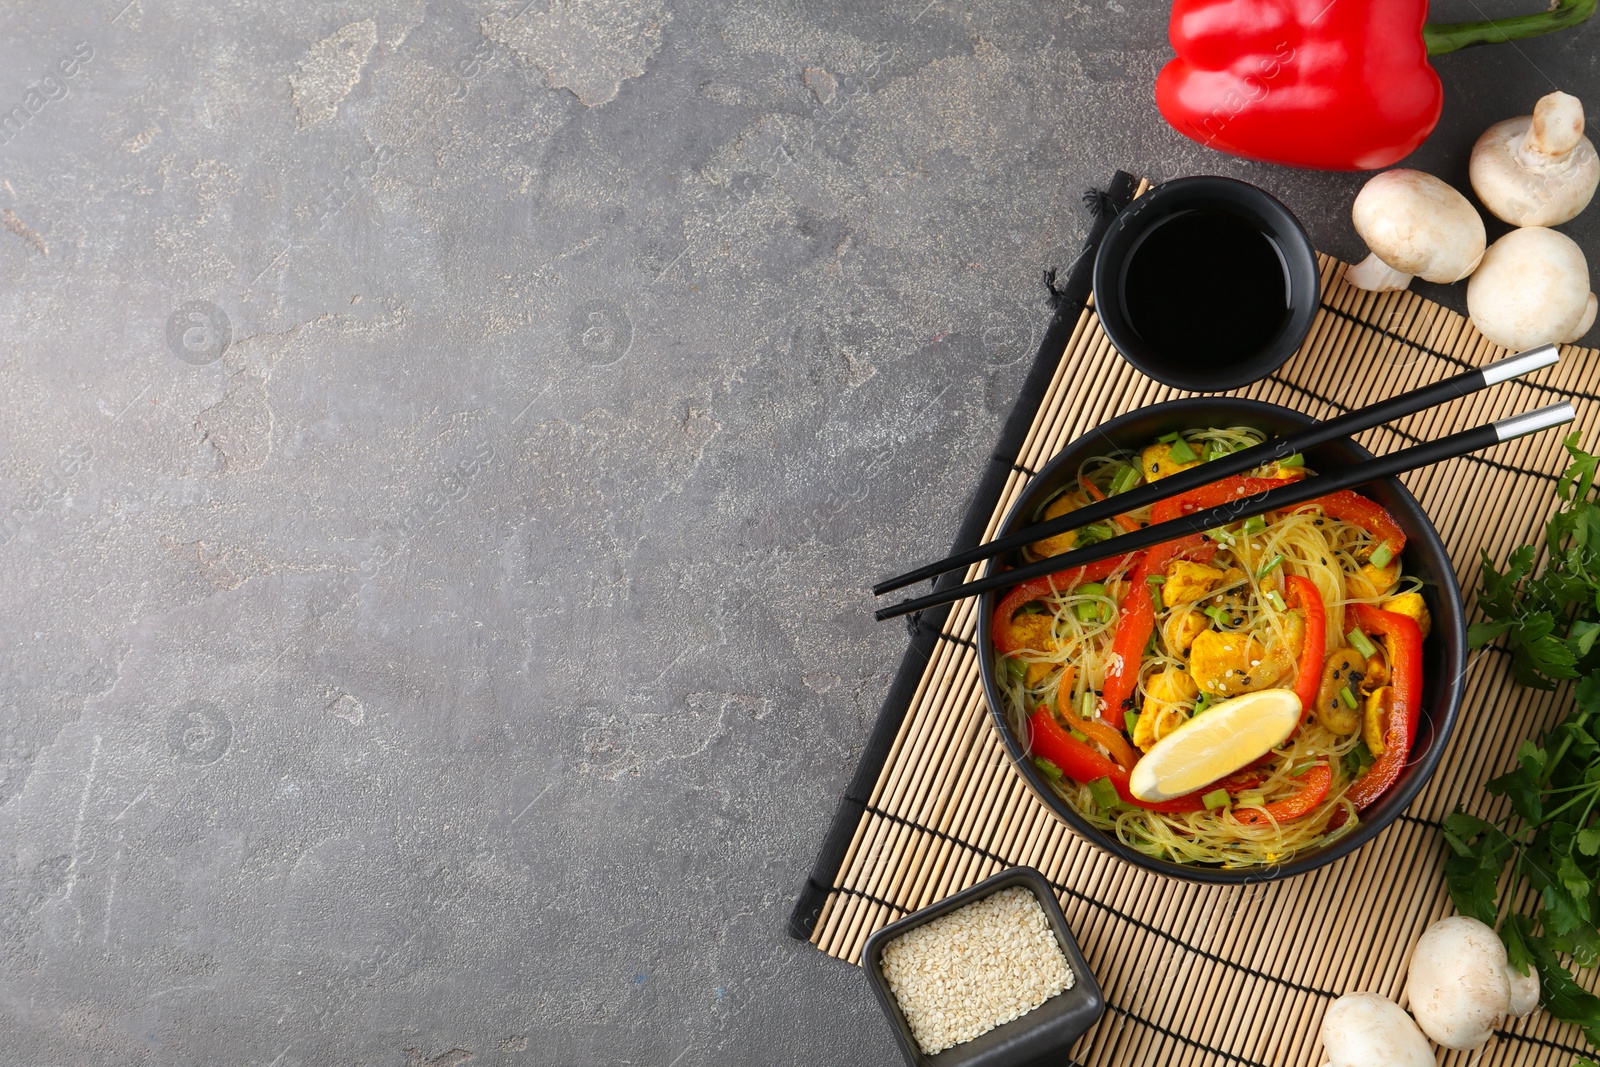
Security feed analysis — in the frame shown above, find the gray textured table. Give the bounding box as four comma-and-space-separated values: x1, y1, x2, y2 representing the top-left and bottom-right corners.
1, 2, 1595, 1064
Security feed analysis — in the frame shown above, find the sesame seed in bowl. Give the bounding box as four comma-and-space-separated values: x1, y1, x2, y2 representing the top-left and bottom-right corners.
879, 886, 1074, 1055
860, 867, 1104, 1067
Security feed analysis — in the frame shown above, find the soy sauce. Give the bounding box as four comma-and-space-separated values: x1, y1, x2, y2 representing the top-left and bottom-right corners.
1121, 209, 1290, 366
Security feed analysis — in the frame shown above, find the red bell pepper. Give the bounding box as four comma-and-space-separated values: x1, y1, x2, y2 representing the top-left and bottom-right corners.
1343, 603, 1425, 810
1150, 475, 1294, 525
1217, 758, 1272, 794
1301, 490, 1406, 559
1052, 673, 1140, 772
1235, 763, 1333, 825
992, 554, 1139, 656
1099, 534, 1216, 728
1028, 705, 1204, 814
1157, 0, 1597, 171
1284, 575, 1324, 719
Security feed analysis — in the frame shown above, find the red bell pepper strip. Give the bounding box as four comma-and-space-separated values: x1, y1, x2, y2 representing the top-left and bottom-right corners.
1300, 490, 1406, 559
1217, 762, 1269, 794
1099, 534, 1216, 728
1284, 575, 1325, 720
992, 554, 1139, 656
1150, 475, 1295, 525
1342, 603, 1425, 810
1235, 764, 1333, 826
1027, 705, 1204, 814
1156, 0, 1596, 172
1052, 671, 1140, 772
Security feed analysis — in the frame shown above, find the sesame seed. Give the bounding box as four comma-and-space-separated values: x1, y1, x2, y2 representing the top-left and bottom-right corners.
879, 887, 1075, 1055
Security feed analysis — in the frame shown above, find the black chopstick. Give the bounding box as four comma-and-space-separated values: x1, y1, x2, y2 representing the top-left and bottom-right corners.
871, 344, 1560, 597
874, 401, 1574, 621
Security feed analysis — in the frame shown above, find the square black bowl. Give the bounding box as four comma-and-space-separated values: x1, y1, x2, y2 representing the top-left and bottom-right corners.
860, 867, 1104, 1067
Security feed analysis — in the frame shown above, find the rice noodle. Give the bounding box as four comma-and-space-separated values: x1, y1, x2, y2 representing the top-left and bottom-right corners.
996, 427, 1410, 868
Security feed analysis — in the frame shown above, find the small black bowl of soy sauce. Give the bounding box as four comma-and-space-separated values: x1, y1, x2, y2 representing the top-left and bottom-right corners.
1092, 176, 1319, 393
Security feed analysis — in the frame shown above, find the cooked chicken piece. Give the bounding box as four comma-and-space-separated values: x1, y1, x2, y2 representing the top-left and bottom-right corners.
1189, 629, 1293, 697
1140, 441, 1201, 482
1349, 558, 1402, 599
1007, 613, 1061, 686
1134, 666, 1198, 751
1382, 591, 1432, 639
1163, 559, 1226, 604
1029, 492, 1080, 558
1161, 608, 1209, 657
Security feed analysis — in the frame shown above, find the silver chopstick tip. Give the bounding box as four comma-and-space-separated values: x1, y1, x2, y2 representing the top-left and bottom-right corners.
1494, 401, 1576, 441
1482, 343, 1560, 384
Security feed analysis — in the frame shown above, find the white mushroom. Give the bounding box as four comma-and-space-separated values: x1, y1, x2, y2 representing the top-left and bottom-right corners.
1467, 227, 1597, 348
1320, 991, 1434, 1067
1406, 915, 1522, 1049
1344, 169, 1486, 291
1471, 91, 1599, 227
1507, 961, 1541, 1019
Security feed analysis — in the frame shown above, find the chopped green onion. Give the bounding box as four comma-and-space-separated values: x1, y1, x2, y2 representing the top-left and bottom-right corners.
1157, 431, 1183, 443
1242, 515, 1267, 537
1289, 760, 1318, 777
1339, 686, 1358, 709
1076, 522, 1113, 547
1255, 553, 1285, 580
1069, 728, 1089, 743
1347, 628, 1377, 660
1081, 691, 1097, 718
1237, 791, 1266, 808
1265, 590, 1287, 612
1192, 693, 1212, 716
1369, 543, 1394, 569
1124, 710, 1141, 739
1168, 436, 1198, 463
1074, 582, 1111, 622
1202, 788, 1231, 810
1005, 657, 1026, 681
1205, 605, 1232, 628
1109, 463, 1141, 496
1032, 757, 1064, 781
1146, 576, 1164, 610
1277, 452, 1305, 469
1087, 776, 1121, 812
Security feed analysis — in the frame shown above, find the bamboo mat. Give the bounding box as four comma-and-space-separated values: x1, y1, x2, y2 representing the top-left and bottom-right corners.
791, 173, 1600, 1067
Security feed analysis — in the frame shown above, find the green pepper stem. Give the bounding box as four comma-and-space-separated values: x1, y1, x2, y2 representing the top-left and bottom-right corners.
1425, 0, 1597, 55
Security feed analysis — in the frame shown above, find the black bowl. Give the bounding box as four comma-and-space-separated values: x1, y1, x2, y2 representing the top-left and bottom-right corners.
975, 398, 1466, 884
861, 867, 1104, 1067
1092, 176, 1319, 392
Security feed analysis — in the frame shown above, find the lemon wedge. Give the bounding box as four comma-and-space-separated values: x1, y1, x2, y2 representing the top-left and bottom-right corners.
1128, 688, 1302, 802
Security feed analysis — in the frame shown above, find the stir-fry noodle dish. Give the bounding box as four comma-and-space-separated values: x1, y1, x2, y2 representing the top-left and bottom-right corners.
992, 427, 1429, 868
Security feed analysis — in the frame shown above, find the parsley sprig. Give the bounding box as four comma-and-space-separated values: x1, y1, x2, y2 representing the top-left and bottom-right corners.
1444, 675, 1600, 1047
1471, 434, 1600, 689
1448, 435, 1600, 1053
